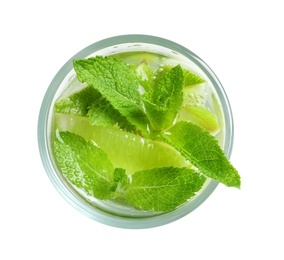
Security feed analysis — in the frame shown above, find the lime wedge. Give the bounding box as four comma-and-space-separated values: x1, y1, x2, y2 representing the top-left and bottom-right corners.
177, 106, 220, 134
53, 113, 189, 174
183, 84, 206, 107
110, 51, 166, 66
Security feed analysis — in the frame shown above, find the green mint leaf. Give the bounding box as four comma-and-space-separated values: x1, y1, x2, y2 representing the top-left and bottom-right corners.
73, 56, 151, 135
123, 167, 206, 212
183, 69, 205, 86
155, 65, 204, 87
88, 96, 118, 126
53, 131, 114, 199
144, 65, 184, 131
54, 86, 100, 116
177, 106, 220, 134
87, 96, 136, 132
159, 121, 240, 188
152, 65, 184, 107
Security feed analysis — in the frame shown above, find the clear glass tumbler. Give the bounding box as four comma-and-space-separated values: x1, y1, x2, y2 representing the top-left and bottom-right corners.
38, 34, 234, 229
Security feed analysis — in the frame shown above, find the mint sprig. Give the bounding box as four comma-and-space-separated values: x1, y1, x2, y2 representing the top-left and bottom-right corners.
53, 55, 240, 213
73, 56, 186, 136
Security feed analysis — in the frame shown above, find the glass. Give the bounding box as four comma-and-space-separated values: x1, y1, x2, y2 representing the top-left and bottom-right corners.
38, 35, 234, 229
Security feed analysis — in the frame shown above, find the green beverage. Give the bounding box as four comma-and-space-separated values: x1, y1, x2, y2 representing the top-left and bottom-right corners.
50, 50, 240, 216
38, 35, 240, 227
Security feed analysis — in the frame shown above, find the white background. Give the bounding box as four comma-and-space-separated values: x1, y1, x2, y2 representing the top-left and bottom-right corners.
1, 0, 283, 259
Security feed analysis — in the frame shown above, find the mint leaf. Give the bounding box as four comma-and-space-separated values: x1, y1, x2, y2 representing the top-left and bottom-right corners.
87, 96, 136, 132
123, 167, 206, 212
159, 121, 240, 188
73, 56, 151, 135
155, 65, 204, 87
144, 65, 184, 131
88, 96, 118, 127
54, 86, 100, 116
183, 69, 205, 86
152, 65, 184, 107
53, 131, 114, 199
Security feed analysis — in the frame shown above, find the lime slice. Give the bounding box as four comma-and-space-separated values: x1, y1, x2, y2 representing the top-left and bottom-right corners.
177, 106, 220, 134
183, 84, 206, 107
53, 113, 189, 174
110, 51, 166, 67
